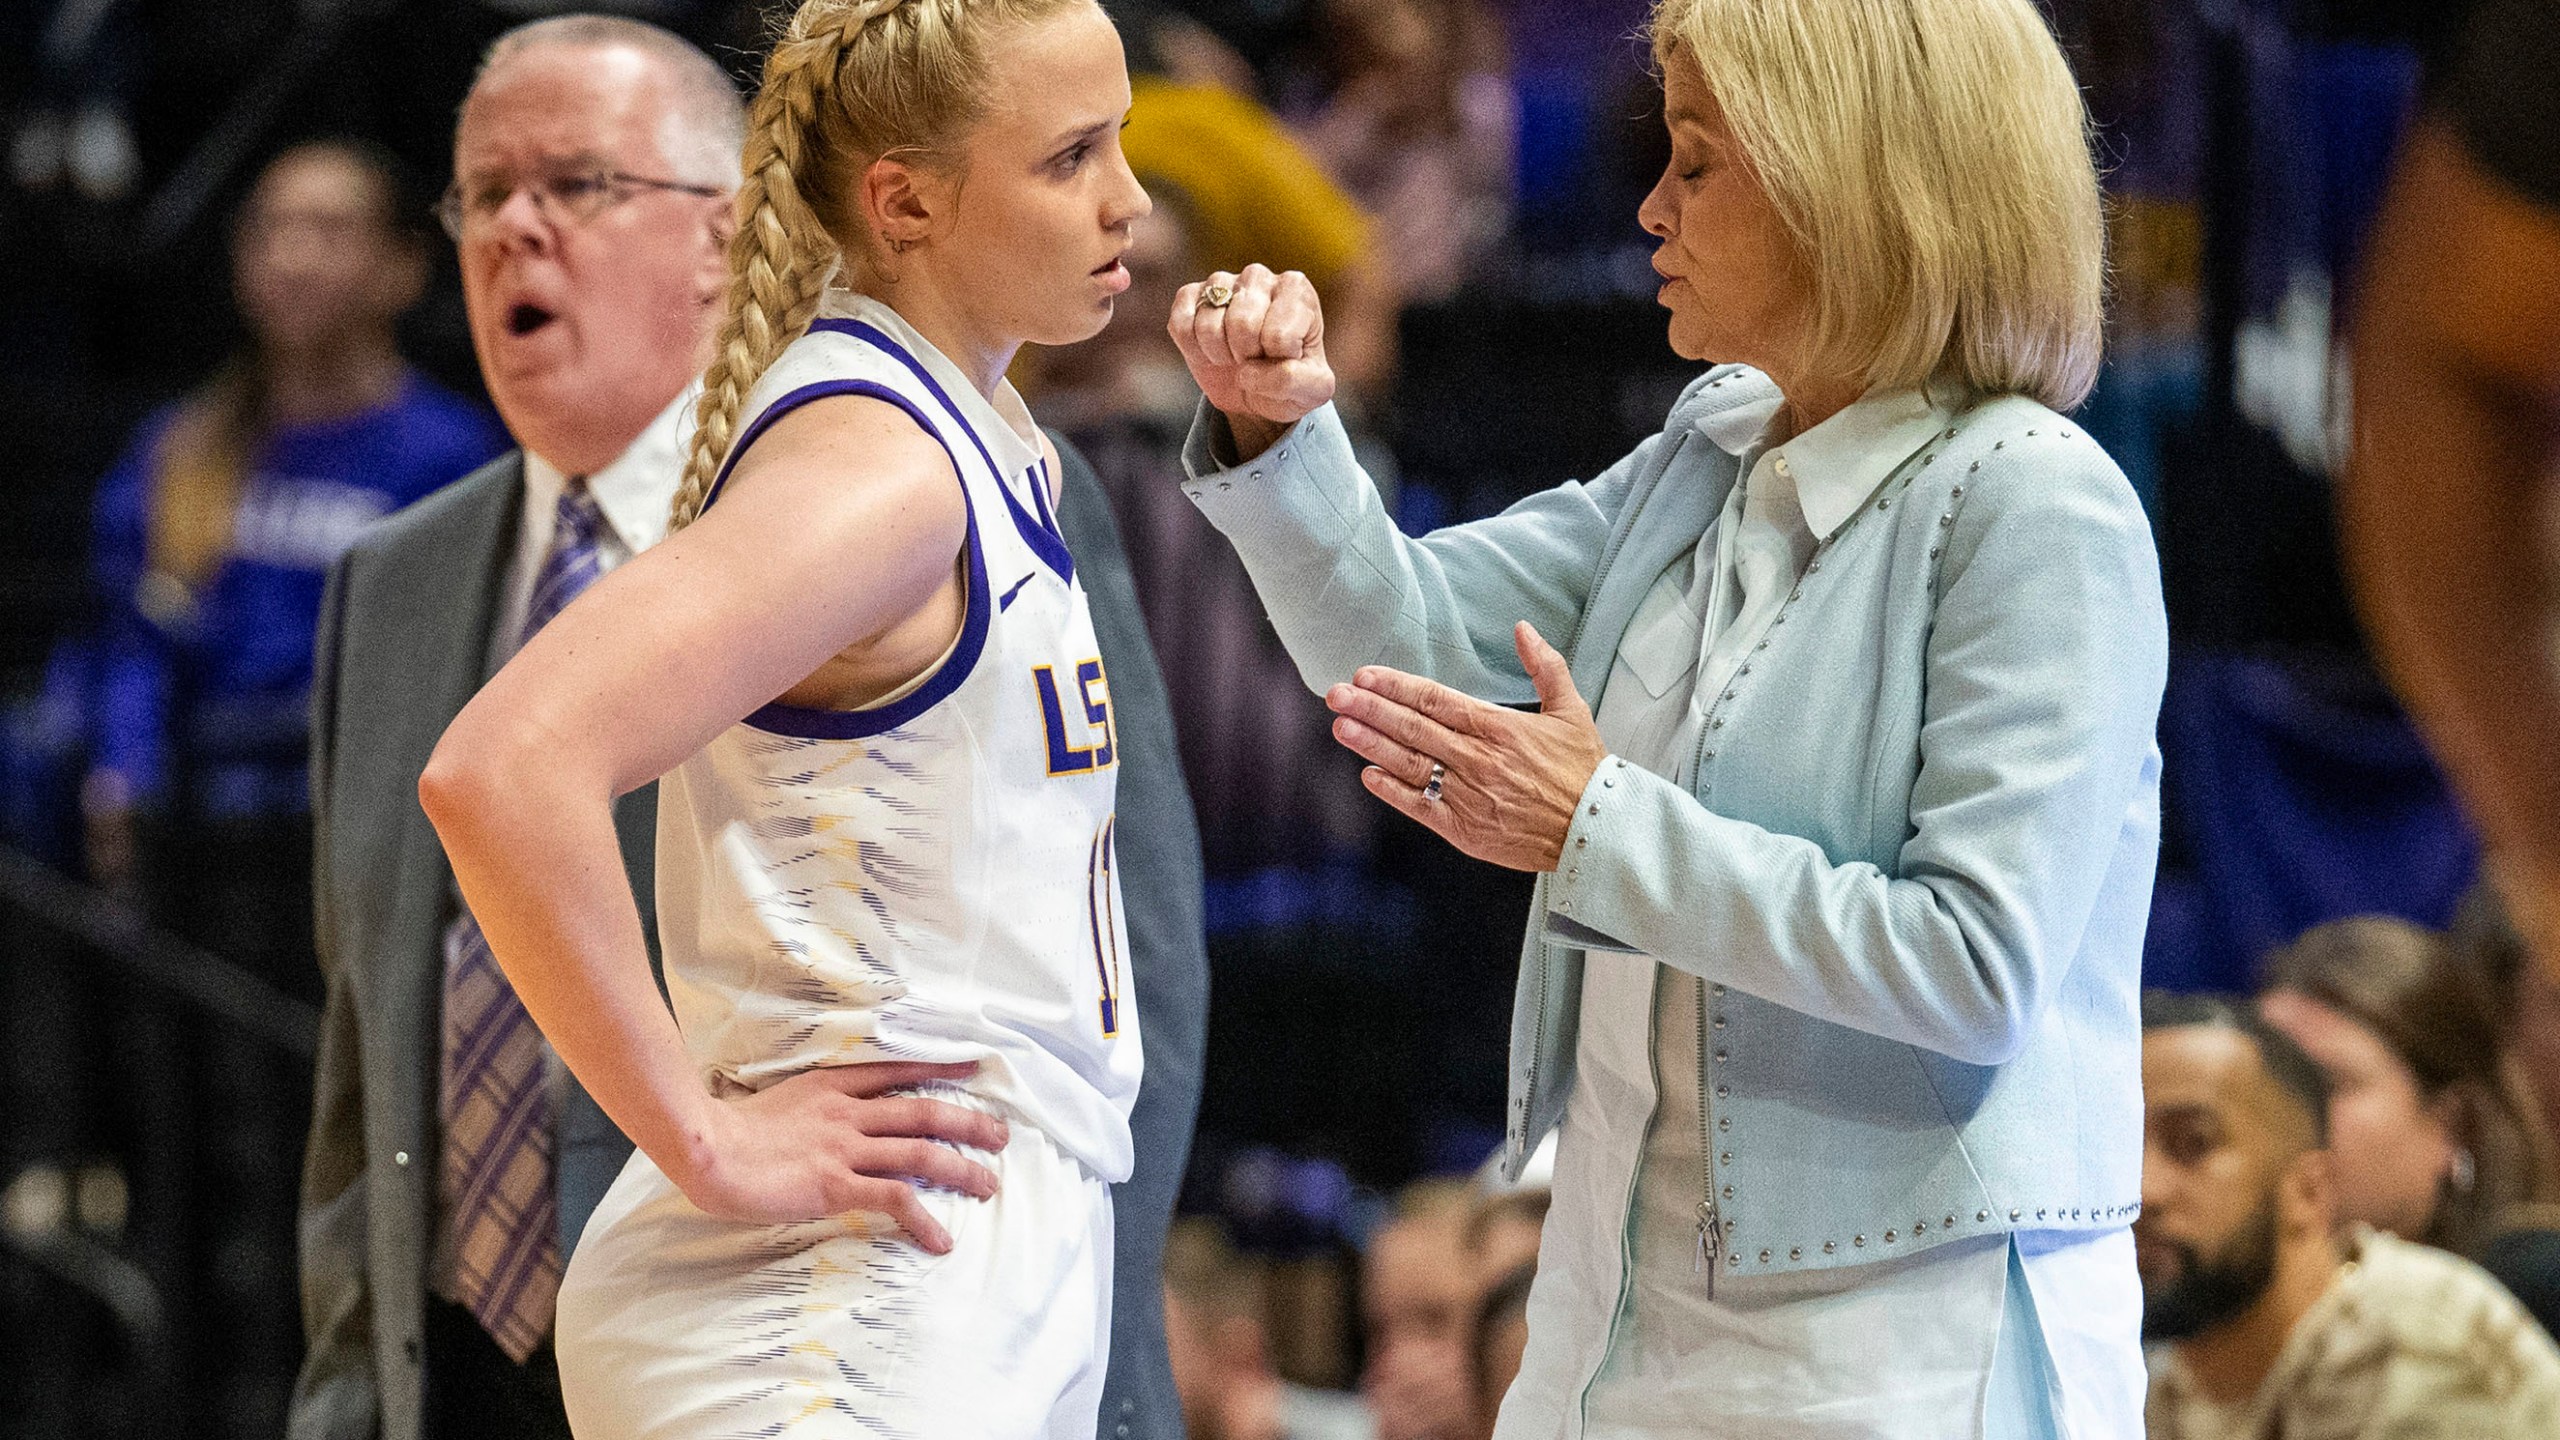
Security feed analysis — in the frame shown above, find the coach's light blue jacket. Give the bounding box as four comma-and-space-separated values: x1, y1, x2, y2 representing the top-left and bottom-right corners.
1181, 366, 2165, 1274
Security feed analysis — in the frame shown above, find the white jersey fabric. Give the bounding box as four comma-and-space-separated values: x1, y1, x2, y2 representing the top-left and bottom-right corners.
557, 291, 1140, 1438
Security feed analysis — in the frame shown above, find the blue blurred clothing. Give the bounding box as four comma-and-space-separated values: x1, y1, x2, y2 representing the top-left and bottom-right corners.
88, 370, 506, 814
2143, 650, 2478, 993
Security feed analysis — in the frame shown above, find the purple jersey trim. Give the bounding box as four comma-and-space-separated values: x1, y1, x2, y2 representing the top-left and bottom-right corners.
701, 378, 992, 742
809, 317, 1077, 587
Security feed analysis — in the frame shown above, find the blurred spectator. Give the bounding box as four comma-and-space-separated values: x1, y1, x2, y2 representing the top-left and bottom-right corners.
1165, 1218, 1376, 1440
1117, 3, 1401, 408
2257, 916, 2559, 1259
1465, 1187, 1547, 1291
1293, 0, 1515, 304
77, 138, 504, 986
2138, 991, 2560, 1438
2450, 884, 2560, 1336
2338, 0, 2560, 979
1024, 187, 1375, 892
1469, 1261, 1535, 1440
1361, 1180, 1477, 1440
10, 0, 141, 201
1463, 1128, 1550, 1285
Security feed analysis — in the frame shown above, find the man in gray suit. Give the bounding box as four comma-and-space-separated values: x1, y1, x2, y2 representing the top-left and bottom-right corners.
291, 16, 1205, 1440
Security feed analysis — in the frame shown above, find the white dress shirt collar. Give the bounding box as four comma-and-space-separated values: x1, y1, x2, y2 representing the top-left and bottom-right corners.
1689, 373, 1956, 542
1770, 385, 1955, 540
495, 385, 694, 672
520, 383, 695, 557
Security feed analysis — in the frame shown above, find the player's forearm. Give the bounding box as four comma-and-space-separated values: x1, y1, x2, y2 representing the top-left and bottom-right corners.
2347, 366, 2560, 871
2344, 121, 2560, 907
418, 730, 715, 1182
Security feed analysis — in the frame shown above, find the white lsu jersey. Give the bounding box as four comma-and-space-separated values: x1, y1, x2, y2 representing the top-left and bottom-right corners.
653, 291, 1142, 1183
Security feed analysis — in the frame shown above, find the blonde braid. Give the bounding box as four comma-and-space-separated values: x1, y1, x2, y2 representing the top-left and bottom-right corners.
671, 0, 915, 529
669, 0, 1088, 529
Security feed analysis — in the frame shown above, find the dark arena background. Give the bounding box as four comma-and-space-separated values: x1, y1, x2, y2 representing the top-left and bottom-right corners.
0, 0, 2525, 1435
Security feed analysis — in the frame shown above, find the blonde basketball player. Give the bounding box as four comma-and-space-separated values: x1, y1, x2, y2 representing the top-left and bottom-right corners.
419, 0, 1151, 1433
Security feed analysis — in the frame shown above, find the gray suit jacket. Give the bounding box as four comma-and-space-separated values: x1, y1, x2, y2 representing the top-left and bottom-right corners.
1055, 436, 1208, 1440
290, 437, 1206, 1440
289, 453, 654, 1440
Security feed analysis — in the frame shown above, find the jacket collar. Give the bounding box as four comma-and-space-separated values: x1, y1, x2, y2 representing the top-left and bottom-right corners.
1681, 365, 1787, 455
1683, 370, 1953, 542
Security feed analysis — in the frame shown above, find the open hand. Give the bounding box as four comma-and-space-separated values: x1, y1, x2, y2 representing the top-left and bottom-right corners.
1326, 623, 1607, 873
672, 1060, 1008, 1251
1169, 263, 1335, 456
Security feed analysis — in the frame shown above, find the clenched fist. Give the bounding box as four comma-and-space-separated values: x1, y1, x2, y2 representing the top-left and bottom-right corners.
1169, 263, 1336, 460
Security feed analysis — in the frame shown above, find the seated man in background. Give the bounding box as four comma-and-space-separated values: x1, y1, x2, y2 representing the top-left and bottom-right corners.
2138, 992, 2560, 1437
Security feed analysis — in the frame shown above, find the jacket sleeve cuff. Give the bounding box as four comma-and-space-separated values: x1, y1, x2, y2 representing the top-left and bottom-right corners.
1539, 754, 1657, 954
1176, 401, 1366, 554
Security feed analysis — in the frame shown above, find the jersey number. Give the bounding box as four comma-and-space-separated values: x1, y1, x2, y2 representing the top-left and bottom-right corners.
1086, 816, 1123, 1036
1034, 659, 1115, 776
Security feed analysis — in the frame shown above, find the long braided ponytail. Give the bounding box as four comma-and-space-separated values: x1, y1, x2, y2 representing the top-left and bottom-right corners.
672, 0, 1084, 529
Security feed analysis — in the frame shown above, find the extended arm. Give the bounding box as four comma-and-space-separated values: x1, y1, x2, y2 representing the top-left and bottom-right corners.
1168, 263, 1665, 703
418, 397, 1007, 1242
2340, 118, 2560, 968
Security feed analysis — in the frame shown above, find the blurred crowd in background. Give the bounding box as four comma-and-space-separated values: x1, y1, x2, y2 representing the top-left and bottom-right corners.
1, 0, 2551, 1436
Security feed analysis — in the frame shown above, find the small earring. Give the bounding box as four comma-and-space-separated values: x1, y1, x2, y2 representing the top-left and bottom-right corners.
888, 237, 914, 255
2450, 1147, 2477, 1193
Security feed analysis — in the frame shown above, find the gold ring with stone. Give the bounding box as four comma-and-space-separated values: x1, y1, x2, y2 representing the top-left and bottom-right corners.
1202, 281, 1235, 308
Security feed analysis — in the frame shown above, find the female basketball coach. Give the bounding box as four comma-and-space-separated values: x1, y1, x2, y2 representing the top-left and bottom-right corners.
1166, 0, 2166, 1434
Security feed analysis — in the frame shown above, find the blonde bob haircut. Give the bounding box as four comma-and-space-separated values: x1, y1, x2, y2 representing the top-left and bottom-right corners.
1647, 0, 2105, 410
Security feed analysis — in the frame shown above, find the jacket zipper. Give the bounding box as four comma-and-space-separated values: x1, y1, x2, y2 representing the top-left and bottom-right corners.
1520, 430, 1693, 1165
1673, 429, 1927, 1292
1680, 503, 1793, 1298
1694, 970, 1720, 1299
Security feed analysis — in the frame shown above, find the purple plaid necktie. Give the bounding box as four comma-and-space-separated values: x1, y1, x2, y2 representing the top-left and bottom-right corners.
439, 478, 607, 1362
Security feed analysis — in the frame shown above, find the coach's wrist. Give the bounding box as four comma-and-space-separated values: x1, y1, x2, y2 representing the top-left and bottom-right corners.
1220, 409, 1289, 464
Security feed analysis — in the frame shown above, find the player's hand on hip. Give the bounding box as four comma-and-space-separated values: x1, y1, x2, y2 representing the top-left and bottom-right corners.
1170, 263, 1335, 450
672, 1059, 1007, 1251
